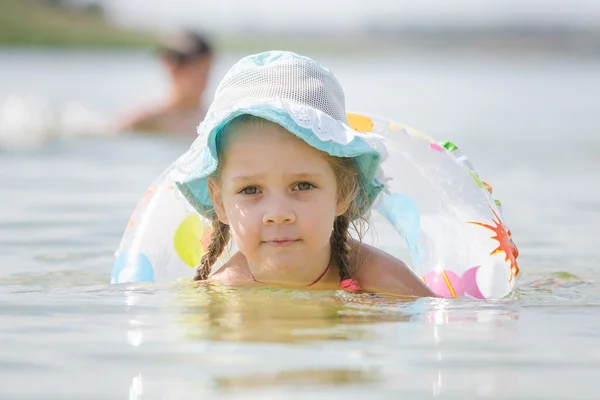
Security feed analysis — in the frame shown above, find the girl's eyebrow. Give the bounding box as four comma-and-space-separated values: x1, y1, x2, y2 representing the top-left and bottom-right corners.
288, 172, 324, 180
231, 172, 324, 183
231, 175, 263, 183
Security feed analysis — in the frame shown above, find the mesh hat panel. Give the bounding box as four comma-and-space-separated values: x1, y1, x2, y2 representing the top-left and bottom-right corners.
209, 54, 348, 122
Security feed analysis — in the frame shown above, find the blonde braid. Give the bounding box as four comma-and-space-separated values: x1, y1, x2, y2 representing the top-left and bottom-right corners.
331, 214, 353, 283
193, 216, 230, 281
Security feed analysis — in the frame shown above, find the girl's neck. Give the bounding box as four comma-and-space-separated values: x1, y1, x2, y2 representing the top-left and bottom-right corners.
248, 257, 334, 288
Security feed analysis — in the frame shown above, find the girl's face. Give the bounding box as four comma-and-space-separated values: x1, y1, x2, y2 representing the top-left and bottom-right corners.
209, 121, 348, 285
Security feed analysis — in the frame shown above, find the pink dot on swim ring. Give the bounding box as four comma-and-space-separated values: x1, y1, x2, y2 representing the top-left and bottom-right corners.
461, 266, 485, 299
423, 270, 464, 298
430, 143, 445, 152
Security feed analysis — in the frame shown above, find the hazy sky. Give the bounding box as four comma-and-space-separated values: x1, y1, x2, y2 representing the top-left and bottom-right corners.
99, 0, 600, 33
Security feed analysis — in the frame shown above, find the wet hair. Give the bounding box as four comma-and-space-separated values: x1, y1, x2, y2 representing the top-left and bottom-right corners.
193, 115, 368, 285
158, 30, 212, 66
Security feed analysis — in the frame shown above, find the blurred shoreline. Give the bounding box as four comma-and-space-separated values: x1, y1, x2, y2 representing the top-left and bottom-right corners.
213, 29, 600, 57
3, 33, 600, 59
0, 0, 155, 48
1, 0, 599, 57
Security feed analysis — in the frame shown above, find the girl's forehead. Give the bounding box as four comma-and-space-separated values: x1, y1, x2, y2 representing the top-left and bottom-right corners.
221, 122, 333, 173
226, 118, 287, 138
225, 121, 318, 154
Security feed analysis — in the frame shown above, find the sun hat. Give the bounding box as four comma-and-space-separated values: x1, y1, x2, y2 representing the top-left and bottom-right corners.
172, 50, 388, 217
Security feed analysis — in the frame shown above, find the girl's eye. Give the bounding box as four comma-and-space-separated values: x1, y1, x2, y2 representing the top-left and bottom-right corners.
240, 186, 260, 195
294, 182, 314, 191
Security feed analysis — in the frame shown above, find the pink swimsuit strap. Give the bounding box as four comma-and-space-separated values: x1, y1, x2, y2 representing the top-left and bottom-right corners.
339, 278, 361, 292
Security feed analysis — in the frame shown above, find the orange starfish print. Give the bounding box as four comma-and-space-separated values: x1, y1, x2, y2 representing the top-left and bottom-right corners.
469, 207, 520, 281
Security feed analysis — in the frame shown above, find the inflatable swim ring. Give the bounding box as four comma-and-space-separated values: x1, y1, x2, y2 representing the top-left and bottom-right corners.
112, 113, 520, 299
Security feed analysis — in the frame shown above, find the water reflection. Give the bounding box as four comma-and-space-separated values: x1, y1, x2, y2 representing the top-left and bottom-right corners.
215, 368, 380, 390
116, 283, 524, 397
128, 373, 143, 400
416, 300, 519, 397
173, 283, 414, 343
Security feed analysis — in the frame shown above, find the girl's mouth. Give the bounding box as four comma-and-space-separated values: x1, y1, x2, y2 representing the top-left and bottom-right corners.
263, 239, 300, 247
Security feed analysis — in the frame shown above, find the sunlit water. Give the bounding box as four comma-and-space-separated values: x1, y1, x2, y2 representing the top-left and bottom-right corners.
1, 49, 599, 399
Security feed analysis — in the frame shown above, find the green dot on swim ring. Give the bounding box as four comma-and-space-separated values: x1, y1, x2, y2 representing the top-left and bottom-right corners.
173, 214, 209, 268
111, 252, 154, 283
441, 141, 458, 152
467, 169, 484, 189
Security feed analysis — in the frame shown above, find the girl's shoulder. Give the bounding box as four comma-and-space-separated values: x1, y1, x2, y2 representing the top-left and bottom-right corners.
207, 252, 254, 285
352, 241, 436, 298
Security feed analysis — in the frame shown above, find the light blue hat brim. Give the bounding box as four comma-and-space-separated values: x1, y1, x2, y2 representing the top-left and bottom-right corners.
176, 104, 384, 217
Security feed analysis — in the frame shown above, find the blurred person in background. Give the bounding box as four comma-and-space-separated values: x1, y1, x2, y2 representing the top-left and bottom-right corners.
118, 30, 213, 137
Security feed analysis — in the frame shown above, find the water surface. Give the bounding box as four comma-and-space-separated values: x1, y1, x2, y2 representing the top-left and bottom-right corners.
1, 49, 599, 399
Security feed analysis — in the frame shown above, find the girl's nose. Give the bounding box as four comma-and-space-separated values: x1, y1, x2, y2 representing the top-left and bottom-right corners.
262, 202, 296, 225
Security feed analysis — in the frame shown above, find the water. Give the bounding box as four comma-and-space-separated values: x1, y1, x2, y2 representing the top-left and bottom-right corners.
1, 49, 599, 399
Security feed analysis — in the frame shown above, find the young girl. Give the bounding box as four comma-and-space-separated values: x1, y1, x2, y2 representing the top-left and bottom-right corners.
175, 51, 435, 298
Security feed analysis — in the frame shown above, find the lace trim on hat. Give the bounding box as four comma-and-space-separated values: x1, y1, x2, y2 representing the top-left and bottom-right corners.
199, 98, 383, 145
172, 98, 391, 202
